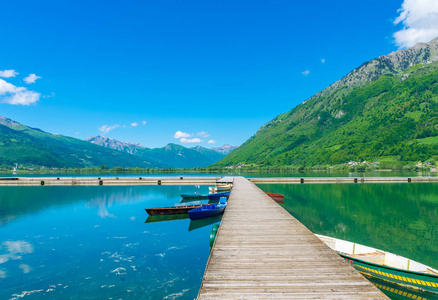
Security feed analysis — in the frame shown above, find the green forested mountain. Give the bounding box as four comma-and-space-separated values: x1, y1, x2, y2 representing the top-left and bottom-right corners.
140, 144, 226, 168
0, 117, 163, 168
216, 38, 438, 167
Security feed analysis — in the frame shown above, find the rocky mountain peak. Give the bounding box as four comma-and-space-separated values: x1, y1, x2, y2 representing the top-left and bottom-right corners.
211, 144, 238, 154
313, 37, 438, 100
86, 135, 144, 154
0, 116, 22, 128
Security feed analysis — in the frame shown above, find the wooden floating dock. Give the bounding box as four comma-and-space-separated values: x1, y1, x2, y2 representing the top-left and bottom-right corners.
1, 175, 437, 186
0, 176, 219, 186
198, 177, 388, 299
250, 176, 438, 184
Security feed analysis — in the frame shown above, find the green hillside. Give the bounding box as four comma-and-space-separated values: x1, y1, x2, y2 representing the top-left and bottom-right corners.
0, 118, 163, 169
216, 38, 438, 167
138, 144, 226, 168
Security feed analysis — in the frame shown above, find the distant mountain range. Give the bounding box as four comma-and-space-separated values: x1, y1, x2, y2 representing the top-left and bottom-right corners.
86, 135, 236, 168
216, 37, 438, 167
0, 116, 237, 169
210, 144, 238, 154
0, 116, 162, 169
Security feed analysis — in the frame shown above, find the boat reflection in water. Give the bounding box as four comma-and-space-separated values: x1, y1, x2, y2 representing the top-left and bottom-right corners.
145, 214, 189, 223
188, 215, 222, 231
367, 277, 438, 300
145, 213, 222, 232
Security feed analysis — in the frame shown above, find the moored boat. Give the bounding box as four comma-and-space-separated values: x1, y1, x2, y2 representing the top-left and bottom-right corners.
188, 197, 227, 220
316, 234, 438, 294
209, 184, 232, 193
265, 192, 284, 204
207, 191, 230, 200
145, 204, 210, 215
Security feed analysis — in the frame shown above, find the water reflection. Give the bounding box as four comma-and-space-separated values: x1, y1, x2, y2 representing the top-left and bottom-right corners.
0, 185, 211, 226
258, 183, 438, 300
0, 240, 34, 279
0, 185, 214, 299
145, 214, 190, 223
367, 277, 438, 300
188, 216, 222, 231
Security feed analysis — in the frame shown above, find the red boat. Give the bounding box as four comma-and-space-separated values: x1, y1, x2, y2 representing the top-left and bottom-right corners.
265, 192, 285, 204
145, 204, 210, 215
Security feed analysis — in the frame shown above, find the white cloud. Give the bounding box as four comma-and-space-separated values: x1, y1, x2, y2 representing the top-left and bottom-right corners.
393, 0, 438, 48
0, 70, 18, 78
23, 74, 41, 84
142, 120, 147, 125
0, 78, 41, 105
131, 122, 138, 127
197, 131, 210, 138
180, 137, 201, 143
98, 124, 120, 134
321, 58, 325, 63
174, 131, 192, 138
207, 140, 216, 144
302, 70, 310, 76
42, 92, 55, 98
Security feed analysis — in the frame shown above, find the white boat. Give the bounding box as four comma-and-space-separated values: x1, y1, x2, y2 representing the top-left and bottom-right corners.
316, 234, 438, 294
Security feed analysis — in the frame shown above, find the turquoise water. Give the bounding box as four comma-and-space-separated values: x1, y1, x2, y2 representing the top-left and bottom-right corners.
0, 185, 218, 299
2, 182, 438, 299
258, 183, 438, 300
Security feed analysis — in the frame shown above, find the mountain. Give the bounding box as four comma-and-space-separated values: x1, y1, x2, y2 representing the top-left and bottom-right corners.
87, 135, 143, 154
210, 144, 238, 155
0, 117, 163, 169
216, 37, 438, 167
86, 136, 231, 168
141, 143, 225, 168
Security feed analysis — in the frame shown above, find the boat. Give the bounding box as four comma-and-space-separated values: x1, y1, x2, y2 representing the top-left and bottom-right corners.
266, 192, 284, 204
180, 193, 209, 200
207, 191, 230, 200
208, 184, 232, 192
188, 197, 227, 220
145, 204, 210, 215
316, 234, 438, 294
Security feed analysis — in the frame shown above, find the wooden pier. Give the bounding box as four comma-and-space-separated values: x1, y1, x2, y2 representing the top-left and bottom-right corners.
0, 176, 219, 186
250, 176, 438, 184
198, 177, 388, 299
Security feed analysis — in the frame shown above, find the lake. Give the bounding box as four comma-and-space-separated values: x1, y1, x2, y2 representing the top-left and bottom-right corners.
0, 185, 217, 299
1, 181, 437, 299
258, 182, 438, 300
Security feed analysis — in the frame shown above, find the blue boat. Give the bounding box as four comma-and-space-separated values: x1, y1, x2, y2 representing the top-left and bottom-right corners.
188, 197, 227, 220
207, 192, 230, 200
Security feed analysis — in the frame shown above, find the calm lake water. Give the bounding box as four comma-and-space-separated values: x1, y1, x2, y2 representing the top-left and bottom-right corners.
1, 182, 437, 299
258, 183, 438, 300
0, 185, 217, 299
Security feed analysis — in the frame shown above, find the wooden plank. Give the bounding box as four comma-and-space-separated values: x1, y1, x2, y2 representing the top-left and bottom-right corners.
216, 176, 235, 184
198, 177, 388, 299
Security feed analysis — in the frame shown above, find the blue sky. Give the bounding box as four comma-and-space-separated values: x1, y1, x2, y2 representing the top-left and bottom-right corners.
0, 0, 435, 148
